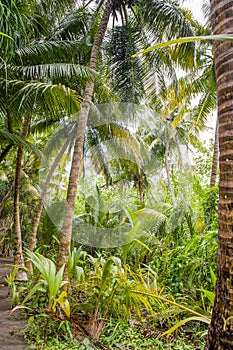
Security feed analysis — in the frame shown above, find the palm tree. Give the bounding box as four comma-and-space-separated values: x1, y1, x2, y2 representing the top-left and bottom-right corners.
57, 1, 112, 275
0, 0, 90, 273
205, 0, 233, 348
56, 0, 197, 276
13, 117, 30, 280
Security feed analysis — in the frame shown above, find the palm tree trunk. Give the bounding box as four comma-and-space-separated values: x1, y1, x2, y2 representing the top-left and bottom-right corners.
56, 1, 112, 276
165, 139, 176, 207
25, 134, 73, 273
0, 144, 13, 163
14, 117, 29, 281
0, 114, 14, 163
210, 117, 219, 187
205, 1, 233, 348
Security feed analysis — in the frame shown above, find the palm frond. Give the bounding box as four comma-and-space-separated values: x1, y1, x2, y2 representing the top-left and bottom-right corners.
17, 63, 95, 81
9, 80, 81, 116
139, 0, 196, 69
0, 129, 44, 158
15, 40, 90, 65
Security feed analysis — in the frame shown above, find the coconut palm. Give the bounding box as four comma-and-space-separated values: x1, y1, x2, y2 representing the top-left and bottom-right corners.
0, 0, 92, 274
205, 1, 233, 348
56, 0, 198, 276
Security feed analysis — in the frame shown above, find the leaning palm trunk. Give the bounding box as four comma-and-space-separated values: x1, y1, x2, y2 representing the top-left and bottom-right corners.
25, 134, 73, 274
209, 117, 219, 187
57, 2, 112, 276
205, 1, 233, 348
0, 144, 13, 163
14, 117, 29, 281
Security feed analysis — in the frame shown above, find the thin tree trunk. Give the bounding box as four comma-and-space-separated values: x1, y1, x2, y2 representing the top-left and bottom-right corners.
14, 117, 29, 281
0, 114, 14, 163
165, 139, 176, 207
56, 2, 112, 278
25, 133, 73, 273
205, 0, 233, 348
0, 181, 15, 217
210, 116, 219, 187
0, 144, 13, 163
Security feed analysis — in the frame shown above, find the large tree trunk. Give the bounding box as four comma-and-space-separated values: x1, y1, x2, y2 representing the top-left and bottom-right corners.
56, 2, 112, 277
14, 117, 29, 281
25, 134, 72, 273
205, 1, 233, 348
210, 116, 219, 187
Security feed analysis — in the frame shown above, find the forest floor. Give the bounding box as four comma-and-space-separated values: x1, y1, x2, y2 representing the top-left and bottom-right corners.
0, 257, 27, 350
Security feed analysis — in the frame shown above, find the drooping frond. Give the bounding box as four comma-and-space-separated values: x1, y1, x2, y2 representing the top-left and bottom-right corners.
14, 40, 90, 65
14, 63, 95, 82
138, 0, 196, 69
0, 129, 44, 158
105, 23, 146, 103
8, 80, 81, 117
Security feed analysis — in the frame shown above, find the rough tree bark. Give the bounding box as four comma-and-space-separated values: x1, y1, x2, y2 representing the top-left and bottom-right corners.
210, 117, 219, 187
56, 2, 112, 278
205, 0, 233, 348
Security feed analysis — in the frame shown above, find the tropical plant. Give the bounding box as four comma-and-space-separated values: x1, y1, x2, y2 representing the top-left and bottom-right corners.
57, 0, 198, 279
205, 1, 233, 348
23, 251, 70, 318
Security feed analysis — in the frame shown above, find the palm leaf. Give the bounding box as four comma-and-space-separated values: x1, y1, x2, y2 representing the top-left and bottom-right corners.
0, 129, 44, 158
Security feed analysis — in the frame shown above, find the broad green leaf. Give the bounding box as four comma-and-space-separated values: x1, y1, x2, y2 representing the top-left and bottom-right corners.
100, 258, 113, 293
22, 281, 45, 304
54, 264, 65, 297
75, 266, 85, 282
203, 290, 215, 305
210, 266, 217, 287
123, 222, 141, 245
54, 291, 70, 318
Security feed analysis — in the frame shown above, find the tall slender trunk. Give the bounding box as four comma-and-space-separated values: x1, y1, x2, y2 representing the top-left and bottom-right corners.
210, 116, 219, 187
205, 1, 233, 348
14, 117, 29, 281
25, 133, 73, 273
56, 2, 112, 276
165, 139, 176, 207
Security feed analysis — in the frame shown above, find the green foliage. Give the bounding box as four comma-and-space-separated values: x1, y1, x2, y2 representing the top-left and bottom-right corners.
24, 314, 78, 349
23, 251, 69, 315
98, 320, 205, 349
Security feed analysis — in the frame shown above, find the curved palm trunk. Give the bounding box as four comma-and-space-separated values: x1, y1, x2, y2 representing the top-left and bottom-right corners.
165, 139, 176, 207
25, 134, 73, 273
56, 2, 112, 276
14, 117, 29, 281
205, 1, 233, 348
210, 117, 219, 187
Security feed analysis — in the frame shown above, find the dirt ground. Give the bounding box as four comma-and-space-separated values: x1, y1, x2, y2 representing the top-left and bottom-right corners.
0, 257, 27, 350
